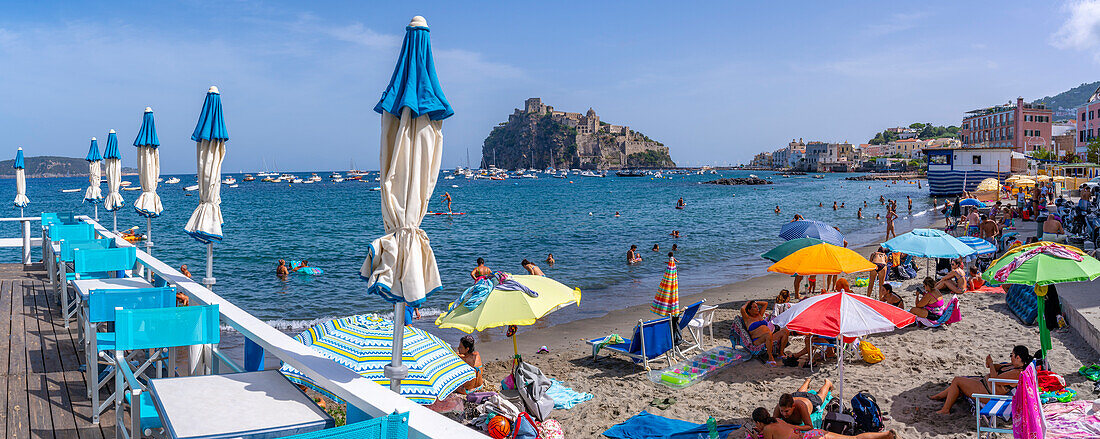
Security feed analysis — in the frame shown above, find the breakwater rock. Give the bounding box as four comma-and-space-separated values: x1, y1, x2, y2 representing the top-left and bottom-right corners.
703, 177, 772, 186
845, 173, 923, 181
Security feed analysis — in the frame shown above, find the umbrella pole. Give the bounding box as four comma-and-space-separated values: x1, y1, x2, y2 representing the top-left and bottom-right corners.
513, 333, 520, 367
386, 302, 409, 393
94, 203, 98, 221
838, 343, 845, 411
203, 242, 215, 290
112, 210, 117, 234
146, 216, 153, 257
1036, 286, 1051, 369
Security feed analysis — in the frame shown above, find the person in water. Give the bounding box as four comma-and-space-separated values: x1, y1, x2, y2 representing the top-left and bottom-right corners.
751, 407, 896, 439
440, 192, 453, 213
677, 197, 686, 208
471, 258, 492, 280
907, 195, 912, 212
521, 259, 544, 276
627, 245, 642, 264
652, 244, 660, 251
840, 202, 845, 208
670, 230, 680, 238
671, 243, 678, 252
832, 201, 837, 210
614, 211, 620, 217
180, 264, 192, 279
276, 259, 289, 278
545, 253, 555, 266
773, 378, 834, 432
290, 260, 310, 272
885, 208, 898, 240
792, 214, 804, 222
775, 205, 781, 214
857, 207, 863, 219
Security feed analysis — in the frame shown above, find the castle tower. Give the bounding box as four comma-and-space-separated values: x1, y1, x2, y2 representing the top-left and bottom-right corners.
585, 108, 599, 132
524, 98, 543, 113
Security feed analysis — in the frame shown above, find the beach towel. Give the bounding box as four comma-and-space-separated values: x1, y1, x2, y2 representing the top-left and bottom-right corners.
547, 379, 593, 409
1012, 363, 1044, 439
451, 277, 497, 311
591, 334, 626, 357
1006, 284, 1039, 325
968, 285, 1005, 294
1042, 400, 1100, 437
728, 316, 767, 358
602, 411, 738, 439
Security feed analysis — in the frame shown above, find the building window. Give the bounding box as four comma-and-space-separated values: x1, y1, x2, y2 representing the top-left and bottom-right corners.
1083, 130, 1088, 142
1083, 112, 1088, 121
972, 155, 982, 164
1091, 111, 1095, 120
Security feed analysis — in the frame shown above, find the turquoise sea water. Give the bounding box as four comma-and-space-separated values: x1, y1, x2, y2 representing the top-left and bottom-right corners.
4, 170, 935, 341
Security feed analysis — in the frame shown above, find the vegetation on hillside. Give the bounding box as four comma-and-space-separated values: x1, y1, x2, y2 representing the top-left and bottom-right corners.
1033, 81, 1100, 111
867, 122, 959, 144
627, 150, 675, 167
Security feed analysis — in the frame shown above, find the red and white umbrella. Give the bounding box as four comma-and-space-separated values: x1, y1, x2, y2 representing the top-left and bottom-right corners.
772, 291, 915, 406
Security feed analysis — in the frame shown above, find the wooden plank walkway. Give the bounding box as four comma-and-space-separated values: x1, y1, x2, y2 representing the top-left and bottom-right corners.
0, 263, 113, 438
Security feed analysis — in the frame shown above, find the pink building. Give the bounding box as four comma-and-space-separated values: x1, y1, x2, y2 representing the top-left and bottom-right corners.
960, 97, 1052, 153
1075, 85, 1100, 154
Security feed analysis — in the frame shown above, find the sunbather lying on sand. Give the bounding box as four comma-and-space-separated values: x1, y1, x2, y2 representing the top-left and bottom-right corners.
752, 407, 896, 439
928, 345, 1033, 414
773, 378, 833, 431
741, 300, 789, 366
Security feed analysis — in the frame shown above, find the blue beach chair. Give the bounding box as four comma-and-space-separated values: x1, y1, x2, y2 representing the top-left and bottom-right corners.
586, 317, 676, 371
68, 246, 138, 328
674, 300, 706, 355
85, 287, 176, 424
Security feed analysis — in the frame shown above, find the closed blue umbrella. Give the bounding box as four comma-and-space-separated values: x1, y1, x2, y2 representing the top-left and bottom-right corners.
956, 236, 997, 255
13, 148, 28, 214
134, 107, 163, 256
102, 130, 124, 232
184, 86, 228, 292
882, 228, 976, 259
779, 220, 844, 246
83, 137, 103, 220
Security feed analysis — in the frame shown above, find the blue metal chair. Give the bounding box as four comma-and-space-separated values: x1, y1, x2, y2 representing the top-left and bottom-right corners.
57, 238, 114, 327
85, 287, 176, 424
585, 317, 675, 371
46, 223, 96, 287
113, 305, 221, 438
675, 300, 706, 355
284, 412, 409, 439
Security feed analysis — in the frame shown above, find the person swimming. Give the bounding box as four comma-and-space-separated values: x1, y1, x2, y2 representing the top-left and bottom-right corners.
290, 260, 310, 272
676, 197, 686, 208
627, 245, 642, 264
545, 253, 555, 266
614, 211, 620, 217
792, 214, 804, 222
775, 205, 781, 214
521, 259, 544, 276
652, 244, 660, 251
857, 207, 863, 219
832, 201, 837, 210
471, 258, 492, 280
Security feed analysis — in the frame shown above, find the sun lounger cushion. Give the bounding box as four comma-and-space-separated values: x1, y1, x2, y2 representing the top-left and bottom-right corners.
1005, 284, 1038, 325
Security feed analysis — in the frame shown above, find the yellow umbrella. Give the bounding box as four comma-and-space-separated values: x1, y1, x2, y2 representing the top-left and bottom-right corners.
1015, 178, 1036, 186
436, 274, 581, 359
1037, 175, 1052, 182
1052, 176, 1067, 182
976, 178, 1000, 191
767, 243, 878, 275
1005, 175, 1020, 183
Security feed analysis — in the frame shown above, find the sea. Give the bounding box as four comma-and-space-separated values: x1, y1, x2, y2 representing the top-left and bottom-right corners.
3, 170, 938, 343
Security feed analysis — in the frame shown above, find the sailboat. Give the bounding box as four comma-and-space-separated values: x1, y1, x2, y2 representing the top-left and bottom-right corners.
256, 157, 277, 177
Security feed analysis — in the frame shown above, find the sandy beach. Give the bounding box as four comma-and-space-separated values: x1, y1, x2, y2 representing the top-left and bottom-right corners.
474, 219, 1099, 438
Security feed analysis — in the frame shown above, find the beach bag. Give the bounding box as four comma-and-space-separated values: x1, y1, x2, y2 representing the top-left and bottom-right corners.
513, 360, 554, 421
850, 391, 883, 432
1079, 364, 1100, 382
822, 412, 857, 435
859, 340, 883, 364
511, 412, 541, 439
536, 419, 564, 439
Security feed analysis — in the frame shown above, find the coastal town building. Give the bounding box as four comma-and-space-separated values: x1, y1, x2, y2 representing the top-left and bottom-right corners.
1052, 121, 1077, 158
749, 151, 772, 167
1074, 85, 1100, 154
960, 97, 1052, 153
771, 138, 805, 168
887, 127, 919, 139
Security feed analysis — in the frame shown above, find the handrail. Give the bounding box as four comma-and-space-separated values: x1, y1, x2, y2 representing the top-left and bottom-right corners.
76, 216, 480, 439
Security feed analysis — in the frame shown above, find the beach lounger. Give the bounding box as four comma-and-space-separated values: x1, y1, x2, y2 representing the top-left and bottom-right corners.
585, 317, 675, 371
915, 295, 960, 328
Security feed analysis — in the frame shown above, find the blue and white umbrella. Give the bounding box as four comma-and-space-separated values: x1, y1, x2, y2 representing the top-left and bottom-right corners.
279, 314, 475, 405
959, 198, 986, 209
102, 130, 124, 232
134, 107, 162, 255
184, 87, 228, 295
955, 236, 997, 256
883, 228, 976, 259
83, 137, 103, 219
360, 16, 453, 393
13, 148, 28, 213
779, 220, 845, 246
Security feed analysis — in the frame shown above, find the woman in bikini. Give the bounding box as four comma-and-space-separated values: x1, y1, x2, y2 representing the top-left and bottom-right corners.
741, 300, 789, 366
934, 258, 966, 294
865, 248, 888, 297
911, 277, 946, 319
879, 282, 903, 309
929, 345, 1033, 414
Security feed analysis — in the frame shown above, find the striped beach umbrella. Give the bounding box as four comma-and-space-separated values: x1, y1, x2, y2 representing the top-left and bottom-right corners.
955, 236, 997, 255
779, 220, 844, 246
280, 314, 475, 404
133, 107, 162, 256
652, 257, 679, 316
102, 130, 124, 232
84, 137, 103, 219
13, 148, 28, 214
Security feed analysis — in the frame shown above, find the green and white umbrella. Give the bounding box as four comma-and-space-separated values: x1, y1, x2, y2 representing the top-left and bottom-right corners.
280, 314, 475, 405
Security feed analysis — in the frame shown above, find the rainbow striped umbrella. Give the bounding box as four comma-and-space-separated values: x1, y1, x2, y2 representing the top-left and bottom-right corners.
652, 257, 679, 316
280, 314, 475, 404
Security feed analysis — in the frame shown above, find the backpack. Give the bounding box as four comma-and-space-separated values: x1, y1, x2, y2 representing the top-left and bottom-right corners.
822, 412, 857, 435
859, 340, 883, 364
511, 412, 541, 439
513, 360, 554, 421
850, 391, 883, 432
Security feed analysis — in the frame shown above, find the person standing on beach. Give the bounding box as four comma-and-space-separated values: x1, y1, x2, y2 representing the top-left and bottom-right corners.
979, 214, 999, 244
866, 248, 888, 297
471, 258, 492, 280
885, 208, 898, 240
521, 259, 544, 276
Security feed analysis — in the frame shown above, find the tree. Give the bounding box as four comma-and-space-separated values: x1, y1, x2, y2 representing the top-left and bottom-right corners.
1088, 138, 1100, 164
1061, 152, 1080, 163
1030, 146, 1055, 161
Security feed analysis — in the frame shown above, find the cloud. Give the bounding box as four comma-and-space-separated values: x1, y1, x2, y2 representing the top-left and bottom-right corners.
323, 23, 401, 50
435, 49, 524, 82
1051, 0, 1100, 57
863, 12, 930, 36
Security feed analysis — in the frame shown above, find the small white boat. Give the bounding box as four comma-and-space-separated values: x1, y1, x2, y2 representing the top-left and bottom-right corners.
329, 172, 342, 179
165, 177, 181, 184
120, 181, 133, 187
184, 184, 199, 191
308, 174, 322, 182
123, 187, 141, 191
370, 186, 381, 191
229, 184, 239, 188
292, 178, 303, 184
222, 177, 237, 185
61, 189, 81, 193
331, 177, 344, 183
444, 175, 455, 180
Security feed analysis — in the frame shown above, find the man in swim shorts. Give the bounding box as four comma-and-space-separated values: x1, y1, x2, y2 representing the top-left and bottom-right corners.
774, 378, 833, 432
440, 192, 453, 213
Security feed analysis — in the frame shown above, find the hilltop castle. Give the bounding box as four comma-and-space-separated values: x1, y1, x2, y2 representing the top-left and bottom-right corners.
482, 98, 673, 169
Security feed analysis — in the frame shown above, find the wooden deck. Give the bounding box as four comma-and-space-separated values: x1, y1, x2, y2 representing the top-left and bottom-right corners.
0, 263, 116, 438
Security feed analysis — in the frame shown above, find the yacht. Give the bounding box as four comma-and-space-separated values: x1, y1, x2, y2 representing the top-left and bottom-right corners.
184, 184, 199, 191
291, 178, 304, 184
120, 181, 133, 187
308, 174, 322, 182
331, 177, 344, 183
222, 176, 237, 185
261, 176, 276, 182
329, 172, 342, 179
165, 177, 181, 184
243, 174, 255, 182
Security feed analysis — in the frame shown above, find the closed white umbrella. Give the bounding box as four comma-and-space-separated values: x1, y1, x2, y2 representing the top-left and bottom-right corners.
84, 137, 103, 220
184, 86, 228, 291
102, 129, 124, 233
359, 16, 453, 393
133, 107, 163, 256
13, 148, 29, 216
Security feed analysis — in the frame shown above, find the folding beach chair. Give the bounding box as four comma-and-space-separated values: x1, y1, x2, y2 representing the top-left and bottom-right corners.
674, 300, 705, 356
585, 317, 675, 371
915, 296, 960, 328
69, 246, 138, 329
973, 368, 1045, 438
57, 238, 114, 327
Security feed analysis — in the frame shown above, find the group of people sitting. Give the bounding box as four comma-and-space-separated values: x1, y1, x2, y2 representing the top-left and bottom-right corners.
751, 378, 897, 438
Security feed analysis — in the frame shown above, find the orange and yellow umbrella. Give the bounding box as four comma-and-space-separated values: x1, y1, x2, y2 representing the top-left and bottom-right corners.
767, 243, 878, 275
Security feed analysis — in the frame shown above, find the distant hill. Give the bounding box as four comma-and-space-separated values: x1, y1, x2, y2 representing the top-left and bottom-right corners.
1033, 81, 1100, 120
0, 156, 137, 178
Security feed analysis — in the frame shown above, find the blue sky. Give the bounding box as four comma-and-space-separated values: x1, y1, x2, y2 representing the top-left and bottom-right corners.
2, 1, 1100, 172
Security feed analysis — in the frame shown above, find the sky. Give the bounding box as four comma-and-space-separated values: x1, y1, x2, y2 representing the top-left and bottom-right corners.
2, 1, 1100, 172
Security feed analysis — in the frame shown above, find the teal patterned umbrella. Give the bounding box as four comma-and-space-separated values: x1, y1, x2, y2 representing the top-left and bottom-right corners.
280, 314, 475, 404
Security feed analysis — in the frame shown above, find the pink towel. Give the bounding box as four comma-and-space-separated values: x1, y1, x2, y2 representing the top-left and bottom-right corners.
994, 244, 1082, 283
1012, 363, 1044, 439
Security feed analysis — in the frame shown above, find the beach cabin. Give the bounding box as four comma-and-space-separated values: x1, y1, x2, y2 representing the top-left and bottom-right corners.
924, 146, 1014, 197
